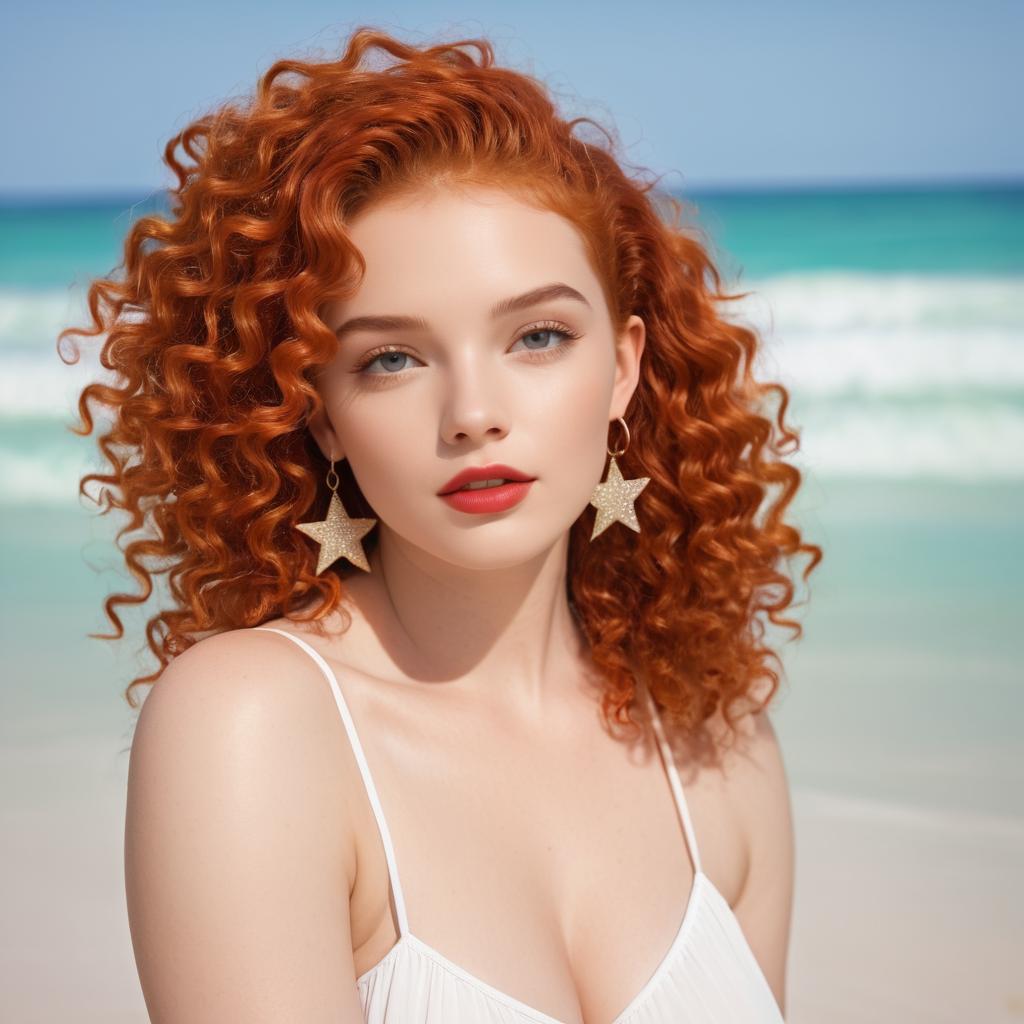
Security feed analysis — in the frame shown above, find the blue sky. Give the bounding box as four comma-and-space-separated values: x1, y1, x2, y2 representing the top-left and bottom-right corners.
2, 0, 1021, 195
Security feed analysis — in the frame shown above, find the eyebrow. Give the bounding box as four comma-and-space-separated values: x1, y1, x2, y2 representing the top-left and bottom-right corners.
332, 282, 592, 341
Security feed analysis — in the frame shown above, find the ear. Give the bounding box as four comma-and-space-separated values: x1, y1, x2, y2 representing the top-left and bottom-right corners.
609, 314, 646, 421
307, 402, 345, 464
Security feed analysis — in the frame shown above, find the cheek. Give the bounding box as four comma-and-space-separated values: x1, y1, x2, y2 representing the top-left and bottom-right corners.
569, 416, 614, 511
524, 359, 615, 508
331, 396, 430, 513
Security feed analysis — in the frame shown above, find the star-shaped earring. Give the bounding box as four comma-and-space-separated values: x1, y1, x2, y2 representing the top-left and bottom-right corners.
589, 455, 650, 539
295, 459, 377, 573
588, 417, 650, 541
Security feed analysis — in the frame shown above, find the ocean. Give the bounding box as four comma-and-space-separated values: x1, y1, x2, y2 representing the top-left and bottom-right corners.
2, 182, 1022, 1021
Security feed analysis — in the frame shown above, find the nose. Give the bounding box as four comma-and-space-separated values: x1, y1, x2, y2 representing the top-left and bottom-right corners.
438, 353, 511, 447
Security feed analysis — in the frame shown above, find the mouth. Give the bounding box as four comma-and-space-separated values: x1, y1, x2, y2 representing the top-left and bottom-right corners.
438, 478, 536, 514
452, 477, 518, 492
438, 464, 535, 496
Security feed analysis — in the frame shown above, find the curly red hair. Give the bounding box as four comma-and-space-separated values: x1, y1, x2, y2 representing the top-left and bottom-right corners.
59, 26, 822, 744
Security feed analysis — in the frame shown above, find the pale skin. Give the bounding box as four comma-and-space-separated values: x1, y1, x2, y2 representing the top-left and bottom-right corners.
124, 184, 795, 1023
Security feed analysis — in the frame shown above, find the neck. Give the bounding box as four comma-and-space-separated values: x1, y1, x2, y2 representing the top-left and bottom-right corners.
343, 523, 589, 713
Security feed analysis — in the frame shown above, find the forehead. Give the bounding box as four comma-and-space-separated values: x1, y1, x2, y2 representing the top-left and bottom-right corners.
343, 185, 597, 297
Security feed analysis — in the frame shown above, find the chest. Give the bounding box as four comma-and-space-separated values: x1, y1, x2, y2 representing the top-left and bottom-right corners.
342, 674, 747, 1024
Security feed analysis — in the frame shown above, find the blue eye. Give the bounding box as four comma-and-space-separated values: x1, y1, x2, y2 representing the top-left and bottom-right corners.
516, 329, 562, 350
359, 349, 423, 374
510, 325, 580, 354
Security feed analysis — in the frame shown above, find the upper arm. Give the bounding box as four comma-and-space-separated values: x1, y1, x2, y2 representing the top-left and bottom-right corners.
728, 709, 795, 1016
124, 629, 364, 1023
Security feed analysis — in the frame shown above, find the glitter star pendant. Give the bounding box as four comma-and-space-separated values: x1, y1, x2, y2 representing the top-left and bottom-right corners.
589, 455, 650, 540
295, 491, 377, 573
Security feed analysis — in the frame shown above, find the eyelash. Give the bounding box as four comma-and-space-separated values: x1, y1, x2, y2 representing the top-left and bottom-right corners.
351, 321, 582, 379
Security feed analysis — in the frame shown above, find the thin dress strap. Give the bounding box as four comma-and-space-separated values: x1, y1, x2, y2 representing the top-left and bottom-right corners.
643, 686, 702, 876
253, 627, 411, 936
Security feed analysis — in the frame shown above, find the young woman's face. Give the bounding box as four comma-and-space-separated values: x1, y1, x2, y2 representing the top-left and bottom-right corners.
312, 184, 645, 570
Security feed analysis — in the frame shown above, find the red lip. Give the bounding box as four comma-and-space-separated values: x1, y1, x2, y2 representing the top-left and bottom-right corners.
437, 463, 535, 496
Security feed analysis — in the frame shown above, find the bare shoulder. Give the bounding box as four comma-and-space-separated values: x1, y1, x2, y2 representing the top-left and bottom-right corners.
125, 626, 364, 1022
704, 701, 795, 1016
131, 627, 359, 835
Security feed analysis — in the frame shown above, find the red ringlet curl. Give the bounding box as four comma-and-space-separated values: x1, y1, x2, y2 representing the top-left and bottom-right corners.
58, 26, 823, 747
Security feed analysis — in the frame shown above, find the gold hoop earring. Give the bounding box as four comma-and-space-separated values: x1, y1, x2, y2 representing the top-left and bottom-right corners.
295, 457, 378, 573
588, 416, 650, 540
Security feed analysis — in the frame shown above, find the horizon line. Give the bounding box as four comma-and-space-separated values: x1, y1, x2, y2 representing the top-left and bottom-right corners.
1, 171, 1022, 208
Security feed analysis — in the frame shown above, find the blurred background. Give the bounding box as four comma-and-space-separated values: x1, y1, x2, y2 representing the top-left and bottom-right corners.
1, 2, 1021, 1021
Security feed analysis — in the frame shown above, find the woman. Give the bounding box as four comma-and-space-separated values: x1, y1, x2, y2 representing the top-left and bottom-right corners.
64, 27, 821, 1023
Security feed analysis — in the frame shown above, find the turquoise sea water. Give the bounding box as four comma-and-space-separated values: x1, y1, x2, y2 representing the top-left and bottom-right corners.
1, 182, 1022, 822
